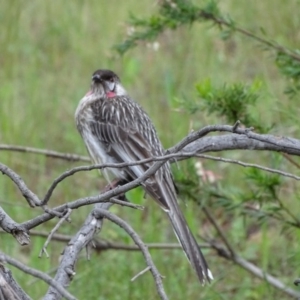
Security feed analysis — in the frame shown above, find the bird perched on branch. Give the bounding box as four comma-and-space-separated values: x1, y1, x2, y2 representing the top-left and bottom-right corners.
75, 69, 213, 284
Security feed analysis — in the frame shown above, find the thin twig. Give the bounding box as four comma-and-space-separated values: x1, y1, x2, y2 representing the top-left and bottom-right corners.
39, 209, 72, 258
197, 154, 300, 181
0, 163, 40, 207
109, 198, 144, 210
200, 11, 300, 62
232, 120, 241, 131
0, 229, 212, 250
282, 153, 300, 169
209, 242, 300, 298
0, 144, 89, 162
131, 266, 151, 281
202, 207, 236, 258
243, 206, 300, 228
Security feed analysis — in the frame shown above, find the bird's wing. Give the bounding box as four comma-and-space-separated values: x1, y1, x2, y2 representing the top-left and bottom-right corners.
89, 119, 170, 209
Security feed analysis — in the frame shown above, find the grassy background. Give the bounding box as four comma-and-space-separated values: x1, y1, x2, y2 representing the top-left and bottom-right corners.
1, 0, 300, 299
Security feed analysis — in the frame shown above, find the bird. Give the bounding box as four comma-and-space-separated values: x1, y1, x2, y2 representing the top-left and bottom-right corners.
75, 69, 213, 284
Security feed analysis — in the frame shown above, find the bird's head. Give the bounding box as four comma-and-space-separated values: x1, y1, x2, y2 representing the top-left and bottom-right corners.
90, 69, 126, 98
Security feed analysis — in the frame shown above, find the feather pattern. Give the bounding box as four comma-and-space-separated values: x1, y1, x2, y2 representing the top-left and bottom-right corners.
75, 69, 213, 284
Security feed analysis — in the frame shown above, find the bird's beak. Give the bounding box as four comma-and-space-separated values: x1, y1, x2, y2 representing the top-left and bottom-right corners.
92, 74, 101, 83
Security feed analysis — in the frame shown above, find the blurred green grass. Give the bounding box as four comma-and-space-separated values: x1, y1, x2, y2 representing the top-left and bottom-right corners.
1, 0, 300, 299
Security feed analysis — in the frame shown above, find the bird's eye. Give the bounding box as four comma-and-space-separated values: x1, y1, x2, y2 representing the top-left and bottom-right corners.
109, 77, 114, 82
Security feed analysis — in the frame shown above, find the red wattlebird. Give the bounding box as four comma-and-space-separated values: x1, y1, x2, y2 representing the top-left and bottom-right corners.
75, 69, 213, 284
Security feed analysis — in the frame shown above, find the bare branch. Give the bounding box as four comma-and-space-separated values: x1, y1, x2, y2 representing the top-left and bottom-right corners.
43, 202, 113, 300
0, 207, 30, 245
95, 208, 168, 300
183, 131, 300, 156
0, 253, 76, 300
0, 144, 89, 162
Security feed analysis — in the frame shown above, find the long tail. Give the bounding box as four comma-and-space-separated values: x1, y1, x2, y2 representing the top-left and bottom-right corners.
167, 205, 213, 284
154, 171, 213, 284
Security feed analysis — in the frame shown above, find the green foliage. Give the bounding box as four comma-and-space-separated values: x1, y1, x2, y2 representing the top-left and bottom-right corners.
197, 79, 268, 131
196, 79, 257, 116
244, 167, 281, 198
115, 0, 220, 55
175, 78, 269, 132
276, 51, 300, 97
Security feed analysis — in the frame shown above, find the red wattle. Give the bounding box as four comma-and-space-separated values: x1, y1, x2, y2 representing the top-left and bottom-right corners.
106, 91, 116, 98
